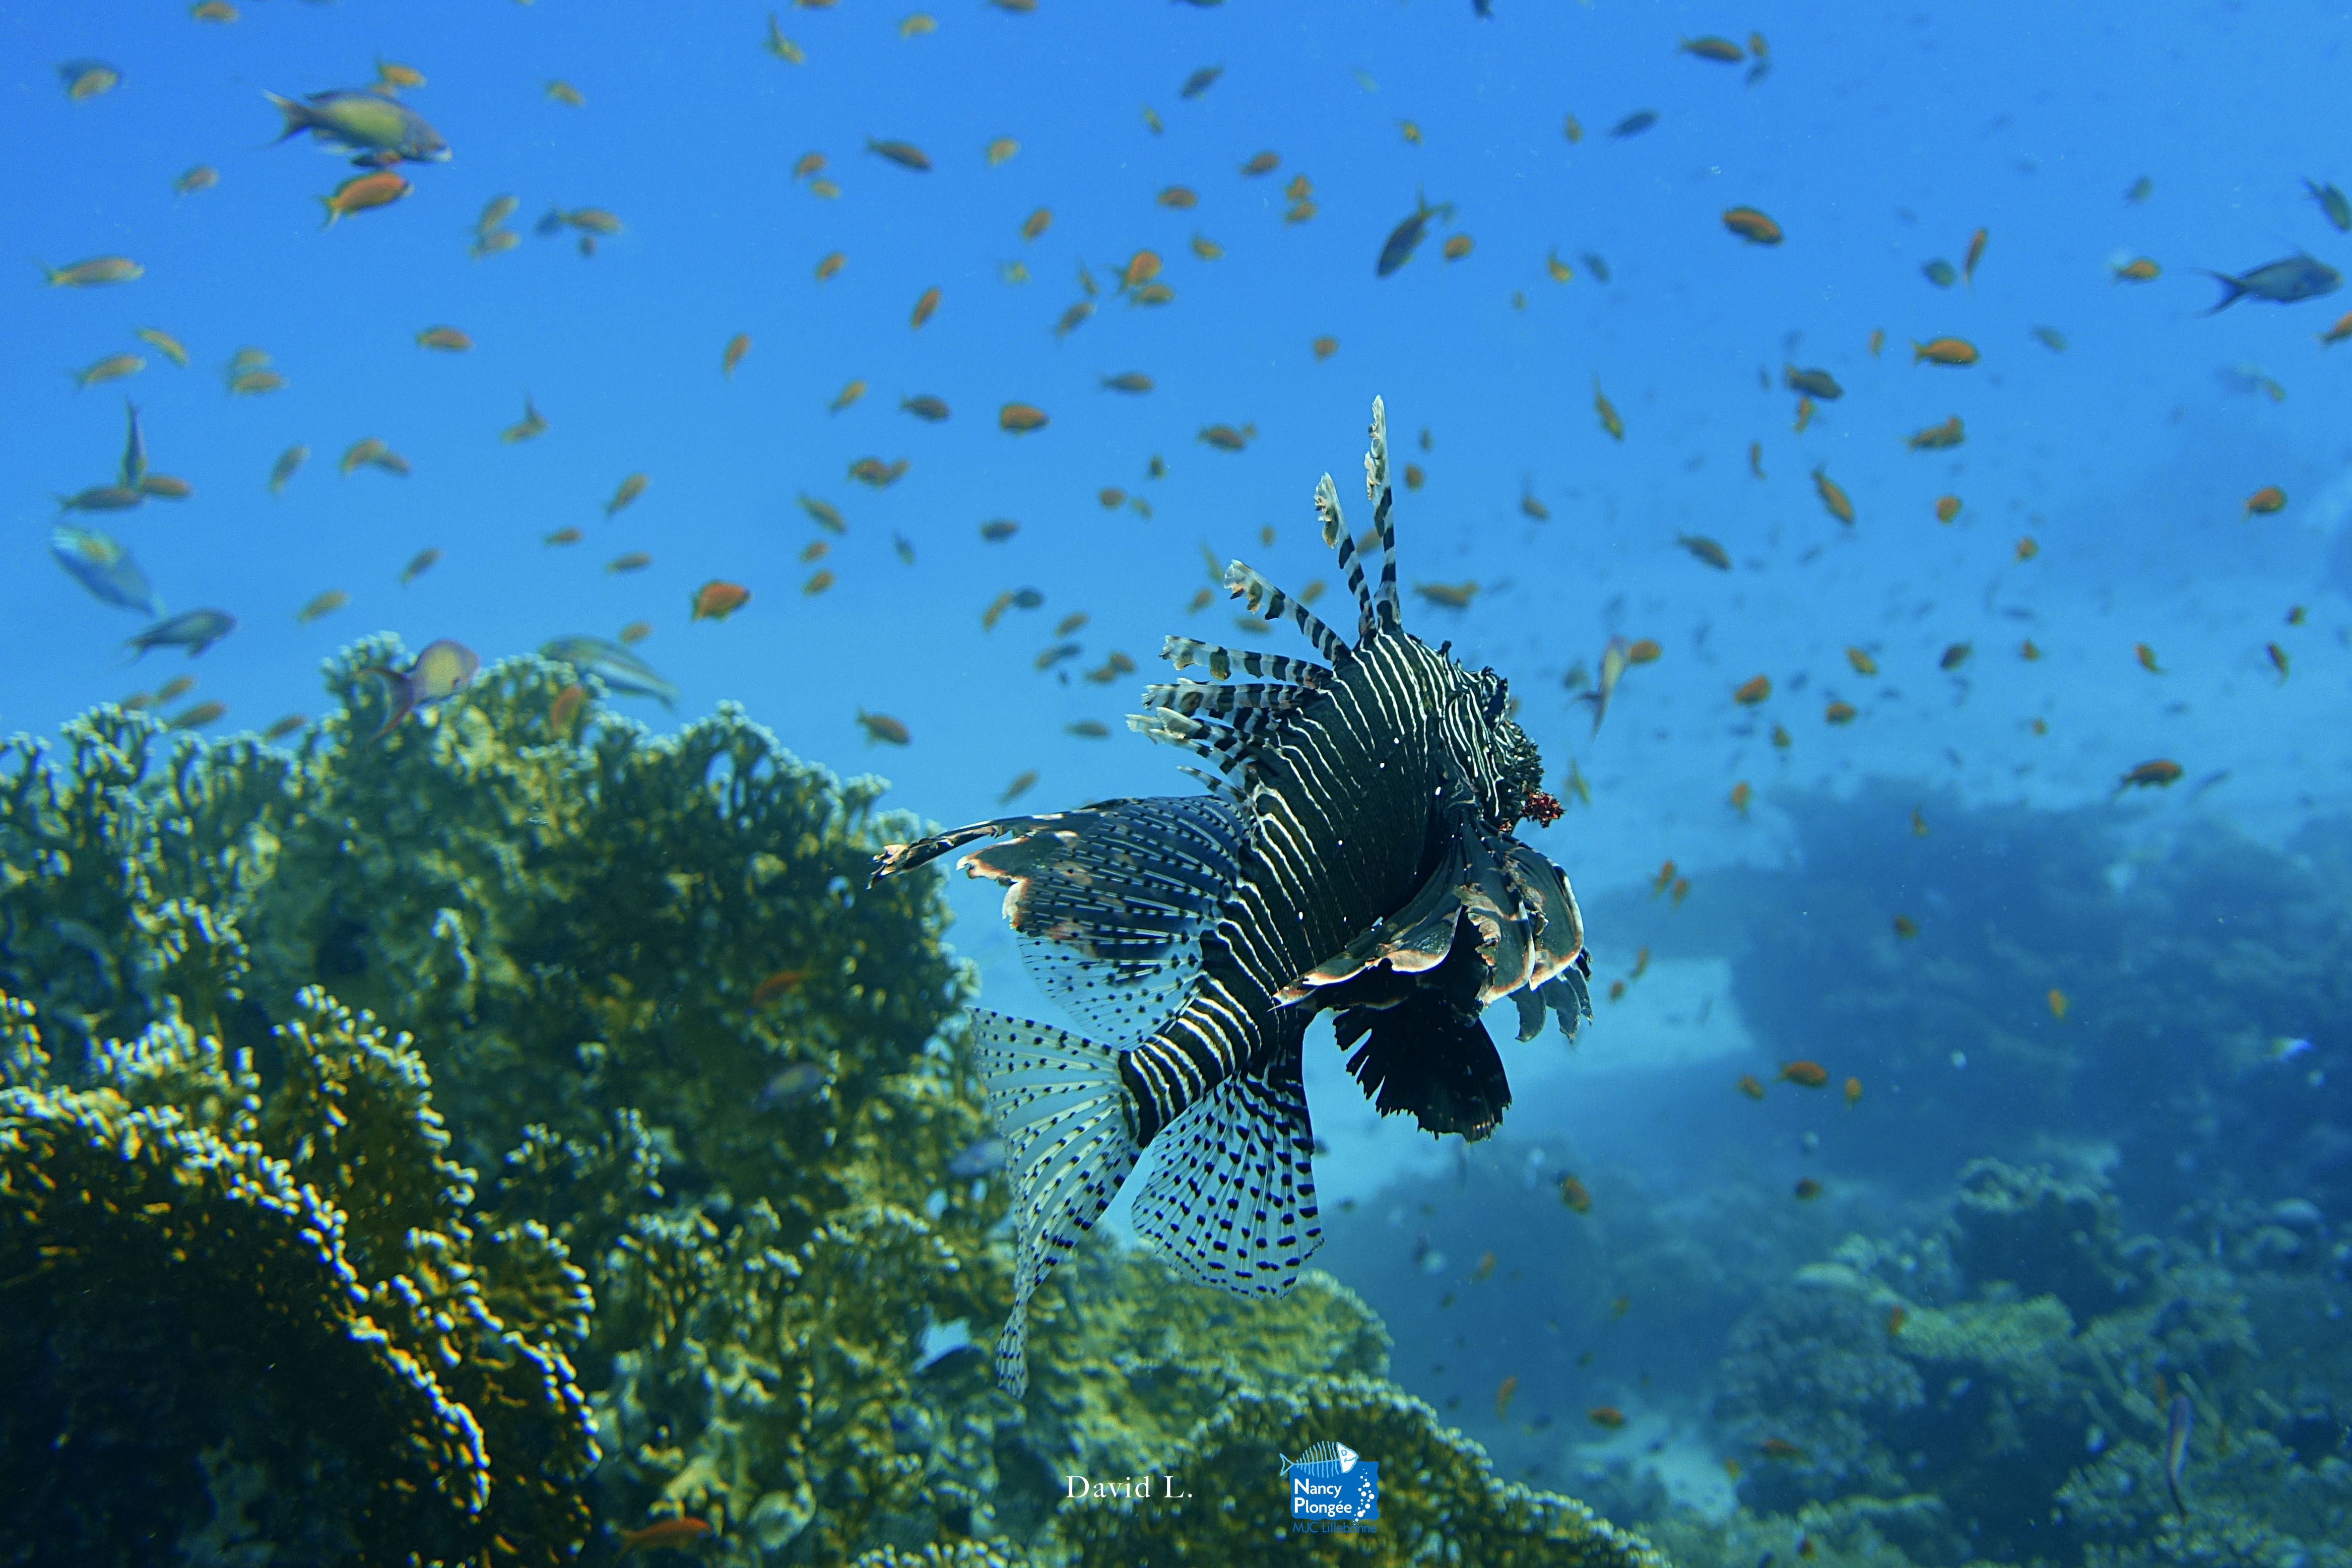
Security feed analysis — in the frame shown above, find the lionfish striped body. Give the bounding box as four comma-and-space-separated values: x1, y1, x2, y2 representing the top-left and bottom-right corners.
871, 398, 1590, 1394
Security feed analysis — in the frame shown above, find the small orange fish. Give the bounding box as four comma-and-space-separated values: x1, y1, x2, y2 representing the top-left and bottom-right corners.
2135, 642, 2162, 673
1794, 1178, 1823, 1201
1940, 642, 1972, 671
691, 580, 751, 622
544, 527, 583, 547
1887, 1305, 1907, 1336
1559, 1174, 1593, 1212
2320, 309, 2352, 347
1964, 226, 1988, 284
1671, 877, 1689, 905
1442, 233, 1474, 261
1734, 674, 1772, 705
1495, 1375, 1518, 1418
1912, 337, 1979, 366
1593, 378, 1623, 441
1736, 1073, 1765, 1100
606, 552, 652, 574
910, 286, 941, 329
1021, 206, 1052, 241
2015, 537, 2039, 561
1681, 34, 1744, 61
1844, 1076, 1863, 1106
1908, 416, 1965, 450
1771, 724, 1791, 749
1608, 979, 1626, 1002
750, 969, 808, 1006
1912, 808, 1928, 837
1239, 149, 1280, 177
1758, 1438, 1804, 1462
1824, 700, 1857, 725
2047, 988, 2069, 1020
619, 621, 652, 643
2268, 642, 2290, 682
1811, 467, 1854, 525
1473, 1251, 1497, 1281
1311, 335, 1339, 360
1650, 859, 1677, 897
1588, 1405, 1626, 1429
319, 170, 410, 228
1729, 780, 1751, 817
2112, 257, 2161, 282
619, 1517, 712, 1553
2243, 485, 2286, 517
1792, 395, 1814, 434
1724, 1459, 1742, 1480
1777, 1061, 1829, 1089
2020, 639, 2041, 661
1846, 647, 1878, 676
1893, 914, 1918, 940
1869, 327, 1885, 357
1748, 441, 1765, 478
814, 250, 845, 282
549, 683, 587, 737
606, 472, 648, 516
1935, 495, 1962, 524
1722, 206, 1783, 245
722, 332, 751, 377
1157, 185, 1197, 210
1610, 1294, 1631, 1319
804, 569, 835, 596
856, 709, 909, 745
1626, 638, 1662, 665
1000, 402, 1049, 434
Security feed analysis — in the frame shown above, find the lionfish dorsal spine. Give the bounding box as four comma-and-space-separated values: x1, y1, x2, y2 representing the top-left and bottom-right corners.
1363, 398, 1402, 635
1158, 636, 1332, 688
1315, 471, 1378, 644
1222, 561, 1351, 665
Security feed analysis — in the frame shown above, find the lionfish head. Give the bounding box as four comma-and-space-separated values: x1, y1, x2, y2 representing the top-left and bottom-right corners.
1457, 666, 1548, 831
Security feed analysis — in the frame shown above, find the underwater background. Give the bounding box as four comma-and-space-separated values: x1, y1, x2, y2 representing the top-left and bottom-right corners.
6, 1, 2352, 1564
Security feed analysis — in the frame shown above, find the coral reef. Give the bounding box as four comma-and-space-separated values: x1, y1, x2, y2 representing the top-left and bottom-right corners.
2, 646, 1650, 1565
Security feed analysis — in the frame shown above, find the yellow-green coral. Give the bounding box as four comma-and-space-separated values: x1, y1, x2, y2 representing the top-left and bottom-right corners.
0, 987, 595, 1566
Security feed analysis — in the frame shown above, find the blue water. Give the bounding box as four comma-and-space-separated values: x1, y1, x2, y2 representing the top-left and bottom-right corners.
10, 0, 2352, 1543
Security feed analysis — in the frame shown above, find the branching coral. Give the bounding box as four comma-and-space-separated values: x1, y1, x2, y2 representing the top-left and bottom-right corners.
0, 987, 595, 1566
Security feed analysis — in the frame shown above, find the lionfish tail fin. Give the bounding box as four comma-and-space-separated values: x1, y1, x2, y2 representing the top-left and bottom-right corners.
1222, 560, 1350, 664
975, 1009, 1143, 1398
1363, 397, 1403, 635
1133, 1050, 1323, 1297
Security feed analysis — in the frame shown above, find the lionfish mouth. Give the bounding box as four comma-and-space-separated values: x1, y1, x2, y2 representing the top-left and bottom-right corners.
1522, 788, 1563, 827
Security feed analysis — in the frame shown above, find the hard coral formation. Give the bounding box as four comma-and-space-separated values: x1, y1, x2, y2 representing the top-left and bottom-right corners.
0, 988, 595, 1565
2, 644, 1635, 1565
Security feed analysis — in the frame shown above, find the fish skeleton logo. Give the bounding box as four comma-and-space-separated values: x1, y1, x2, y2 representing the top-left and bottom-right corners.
1280, 1440, 1378, 1522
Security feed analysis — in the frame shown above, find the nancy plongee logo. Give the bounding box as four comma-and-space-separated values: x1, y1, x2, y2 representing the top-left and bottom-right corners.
1280, 1440, 1379, 1527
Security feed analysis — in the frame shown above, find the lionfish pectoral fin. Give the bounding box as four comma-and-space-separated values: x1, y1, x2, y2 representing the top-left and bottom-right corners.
1335, 986, 1512, 1141
1513, 987, 1548, 1043
975, 1009, 1143, 1398
1133, 1046, 1322, 1297
962, 796, 1246, 1044
1275, 846, 1471, 1005
1539, 957, 1594, 1042
869, 816, 1036, 886
1505, 842, 1587, 990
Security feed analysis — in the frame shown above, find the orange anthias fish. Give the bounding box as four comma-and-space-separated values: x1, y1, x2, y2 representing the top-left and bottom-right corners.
1650, 859, 1677, 897
1964, 226, 1988, 284
1908, 416, 1965, 450
1496, 1375, 1518, 1418
1843, 1076, 1863, 1106
1734, 674, 1772, 705
2047, 988, 2070, 1020
2118, 758, 2183, 792
619, 1516, 712, 1553
691, 580, 751, 622
1777, 1061, 1830, 1089
1559, 1173, 1593, 1212
319, 170, 411, 229
911, 286, 942, 328
2243, 485, 2286, 517
1588, 1405, 1626, 1429
1812, 467, 1855, 524
1728, 780, 1752, 817
1736, 1073, 1765, 1100
549, 683, 587, 737
1000, 402, 1049, 433
1722, 207, 1783, 245
1593, 378, 1624, 441
1912, 337, 1979, 366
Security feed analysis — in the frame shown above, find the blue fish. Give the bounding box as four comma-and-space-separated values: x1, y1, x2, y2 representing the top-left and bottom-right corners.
1612, 109, 1659, 138
2305, 179, 2351, 234
362, 638, 479, 737
1377, 191, 1455, 277
265, 88, 449, 167
2200, 254, 2341, 313
540, 635, 680, 709
2165, 1392, 2193, 1519
127, 610, 235, 661
51, 525, 158, 616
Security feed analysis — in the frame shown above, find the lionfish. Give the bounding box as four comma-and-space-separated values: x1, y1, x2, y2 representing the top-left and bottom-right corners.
870, 398, 1591, 1394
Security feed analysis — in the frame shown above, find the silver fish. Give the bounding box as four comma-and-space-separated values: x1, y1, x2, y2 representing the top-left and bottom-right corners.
540, 635, 680, 709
